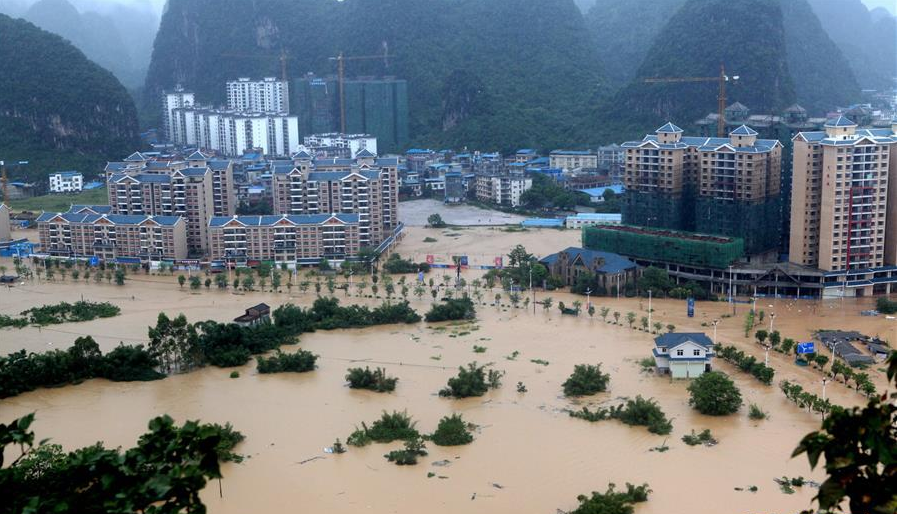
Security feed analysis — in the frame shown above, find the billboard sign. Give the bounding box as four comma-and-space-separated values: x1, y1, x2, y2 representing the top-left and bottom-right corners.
796, 342, 815, 354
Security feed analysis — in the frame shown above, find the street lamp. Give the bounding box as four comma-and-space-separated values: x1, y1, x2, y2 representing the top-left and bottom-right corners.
711, 319, 720, 345
769, 312, 776, 333
585, 288, 592, 314
764, 343, 771, 366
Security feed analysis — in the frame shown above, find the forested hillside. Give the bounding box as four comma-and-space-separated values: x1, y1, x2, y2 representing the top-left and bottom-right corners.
144, 0, 606, 153
0, 14, 139, 182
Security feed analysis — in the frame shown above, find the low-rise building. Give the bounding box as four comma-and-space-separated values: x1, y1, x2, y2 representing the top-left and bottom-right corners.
564, 213, 622, 229
475, 174, 532, 207
653, 333, 715, 379
539, 247, 639, 294
207, 213, 361, 265
549, 150, 597, 172
49, 171, 83, 193
36, 211, 187, 262
233, 303, 271, 327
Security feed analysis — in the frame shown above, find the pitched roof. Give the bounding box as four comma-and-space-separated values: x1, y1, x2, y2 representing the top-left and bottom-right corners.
729, 125, 758, 136
208, 213, 359, 227
355, 148, 375, 158
124, 152, 147, 162
655, 122, 683, 134
784, 104, 806, 113
654, 333, 714, 349
539, 247, 637, 274
187, 150, 209, 160
824, 115, 857, 127
725, 101, 748, 111
68, 205, 113, 215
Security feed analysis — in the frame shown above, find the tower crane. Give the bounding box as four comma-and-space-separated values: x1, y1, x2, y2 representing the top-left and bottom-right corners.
643, 64, 739, 137
329, 42, 391, 133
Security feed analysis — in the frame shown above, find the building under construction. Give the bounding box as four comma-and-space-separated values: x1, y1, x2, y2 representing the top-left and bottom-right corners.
582, 224, 831, 299
621, 122, 782, 257
292, 74, 409, 152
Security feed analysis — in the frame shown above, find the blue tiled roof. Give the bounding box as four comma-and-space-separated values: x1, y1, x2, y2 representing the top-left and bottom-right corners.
375, 157, 399, 166
729, 125, 758, 136
187, 150, 208, 160
272, 164, 298, 175
111, 173, 171, 184
824, 115, 857, 127
517, 149, 536, 154
208, 213, 359, 227
54, 170, 81, 177
180, 168, 209, 177
578, 185, 625, 197
124, 152, 147, 162
550, 150, 593, 155
654, 333, 714, 349
307, 170, 380, 182
355, 148, 375, 158
539, 247, 637, 274
69, 205, 113, 214
521, 218, 564, 228
656, 122, 683, 133
207, 160, 231, 171
37, 212, 182, 226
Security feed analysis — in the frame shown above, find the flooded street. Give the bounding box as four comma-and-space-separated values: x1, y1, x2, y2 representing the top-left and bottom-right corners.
1, 226, 894, 513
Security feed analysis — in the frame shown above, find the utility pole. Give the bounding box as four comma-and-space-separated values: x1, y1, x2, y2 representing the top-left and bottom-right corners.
647, 289, 652, 331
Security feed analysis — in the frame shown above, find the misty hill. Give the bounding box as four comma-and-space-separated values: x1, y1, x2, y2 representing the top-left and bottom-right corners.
145, 0, 605, 152
808, 0, 897, 91
581, 0, 860, 144
0, 14, 139, 181
584, 0, 684, 87
19, 0, 157, 89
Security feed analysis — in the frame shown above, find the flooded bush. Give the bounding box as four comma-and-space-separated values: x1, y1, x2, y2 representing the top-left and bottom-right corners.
345, 367, 398, 392
569, 395, 672, 435
347, 410, 420, 446
2, 300, 121, 328
430, 414, 474, 446
562, 364, 611, 396
256, 350, 317, 373
439, 362, 503, 398
384, 437, 427, 465
571, 482, 651, 514
748, 403, 767, 420
425, 297, 477, 322
682, 429, 717, 446
0, 337, 165, 398
714, 343, 775, 385
687, 371, 742, 416
383, 253, 430, 274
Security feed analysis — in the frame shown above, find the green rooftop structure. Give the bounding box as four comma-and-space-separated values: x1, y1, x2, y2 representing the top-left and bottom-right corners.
583, 225, 744, 270
292, 75, 409, 152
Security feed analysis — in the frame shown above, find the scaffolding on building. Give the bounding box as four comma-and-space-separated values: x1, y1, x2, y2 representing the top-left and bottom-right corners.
582, 225, 744, 269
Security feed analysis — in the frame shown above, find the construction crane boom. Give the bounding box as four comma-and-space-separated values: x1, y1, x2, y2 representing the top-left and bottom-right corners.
220, 48, 293, 81
329, 42, 391, 133
643, 64, 739, 137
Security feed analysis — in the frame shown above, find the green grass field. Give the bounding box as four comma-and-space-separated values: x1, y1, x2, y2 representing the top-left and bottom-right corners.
7, 188, 108, 212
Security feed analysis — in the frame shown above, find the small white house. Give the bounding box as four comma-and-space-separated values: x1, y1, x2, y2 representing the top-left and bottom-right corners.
49, 171, 83, 193
653, 333, 715, 379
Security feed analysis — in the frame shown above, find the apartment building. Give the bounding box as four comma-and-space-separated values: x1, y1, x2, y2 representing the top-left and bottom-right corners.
620, 122, 783, 256
789, 116, 896, 296
186, 151, 236, 217
49, 171, 83, 193
36, 210, 187, 262
107, 169, 213, 254
171, 107, 300, 157
162, 87, 195, 141
474, 173, 532, 207
207, 213, 360, 264
270, 152, 398, 247
549, 150, 598, 172
227, 77, 289, 114
303, 133, 377, 158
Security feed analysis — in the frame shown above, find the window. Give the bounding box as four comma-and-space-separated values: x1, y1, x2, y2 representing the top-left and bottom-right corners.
676, 349, 684, 356
693, 349, 701, 356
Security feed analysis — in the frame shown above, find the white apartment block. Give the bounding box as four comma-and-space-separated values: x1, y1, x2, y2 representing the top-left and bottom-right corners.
303, 133, 377, 158
226, 77, 289, 114
171, 107, 300, 157
163, 87, 195, 141
49, 171, 83, 193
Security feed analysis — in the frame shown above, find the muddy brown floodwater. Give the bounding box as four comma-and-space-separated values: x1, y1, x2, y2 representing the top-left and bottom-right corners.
1, 226, 894, 514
